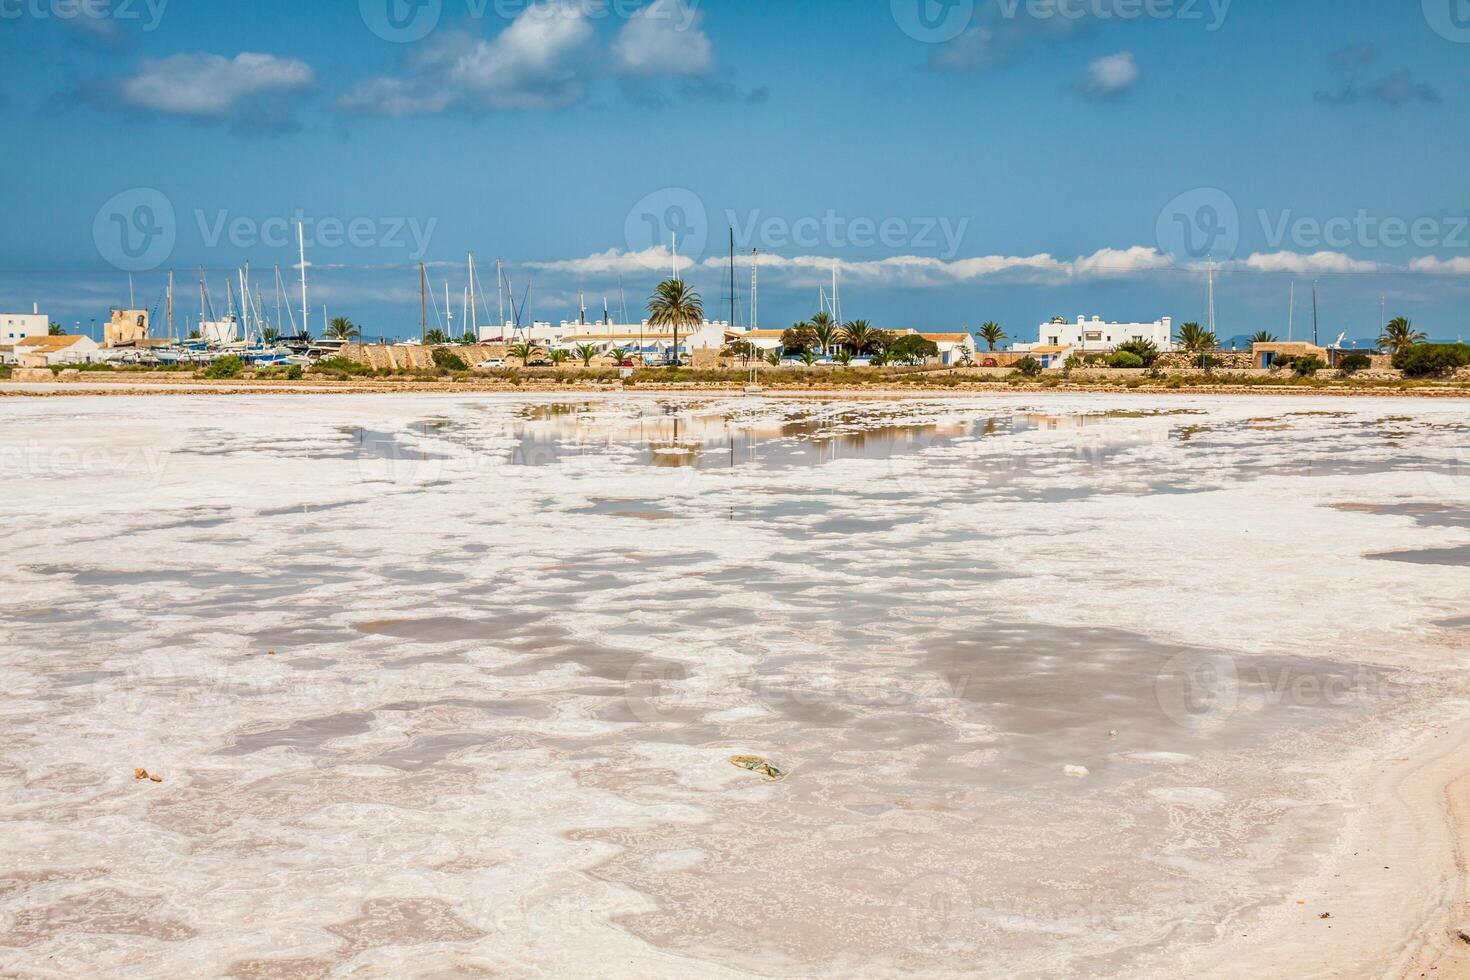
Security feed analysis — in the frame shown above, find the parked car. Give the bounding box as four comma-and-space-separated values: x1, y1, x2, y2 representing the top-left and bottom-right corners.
476, 357, 506, 369
527, 358, 552, 367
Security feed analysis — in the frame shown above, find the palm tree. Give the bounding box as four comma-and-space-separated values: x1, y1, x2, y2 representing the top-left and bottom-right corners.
261, 326, 282, 344
840, 320, 876, 354
834, 349, 853, 367
979, 322, 1007, 351
459, 332, 477, 345
1378, 316, 1426, 355
610, 347, 630, 365
423, 328, 447, 345
573, 343, 599, 367
1249, 330, 1277, 344
764, 349, 780, 366
548, 349, 569, 365
646, 278, 704, 366
799, 349, 818, 366
326, 316, 360, 341
810, 311, 838, 356
1176, 321, 1218, 371
507, 342, 539, 367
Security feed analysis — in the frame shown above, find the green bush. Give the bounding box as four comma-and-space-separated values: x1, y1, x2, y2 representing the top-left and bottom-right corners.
312, 356, 372, 375
1393, 344, 1470, 378
1115, 339, 1161, 367
202, 355, 243, 379
431, 348, 468, 371
1013, 356, 1042, 378
1107, 351, 1145, 369
1337, 353, 1372, 375
1292, 356, 1327, 377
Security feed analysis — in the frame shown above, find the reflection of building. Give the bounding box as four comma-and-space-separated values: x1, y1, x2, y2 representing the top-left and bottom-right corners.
105, 308, 150, 347
2, 308, 46, 344
15, 334, 101, 366
1018, 315, 1175, 355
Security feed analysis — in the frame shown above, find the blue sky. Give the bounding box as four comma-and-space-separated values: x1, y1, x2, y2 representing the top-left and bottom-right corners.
2, 0, 1468, 345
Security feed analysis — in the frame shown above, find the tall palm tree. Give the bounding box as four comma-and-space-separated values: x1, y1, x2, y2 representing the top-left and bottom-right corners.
1249, 330, 1277, 344
810, 311, 838, 356
979, 321, 1007, 351
646, 278, 704, 366
1378, 316, 1426, 355
573, 343, 599, 367
1176, 321, 1218, 370
327, 316, 360, 341
840, 319, 875, 354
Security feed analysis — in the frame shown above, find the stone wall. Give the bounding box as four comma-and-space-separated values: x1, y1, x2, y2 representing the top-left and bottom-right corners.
338, 343, 507, 371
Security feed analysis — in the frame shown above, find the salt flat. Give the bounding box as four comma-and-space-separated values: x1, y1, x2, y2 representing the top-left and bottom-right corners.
1, 392, 1467, 978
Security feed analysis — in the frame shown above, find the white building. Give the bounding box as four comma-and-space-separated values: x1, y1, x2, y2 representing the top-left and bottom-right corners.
14, 334, 102, 366
478, 321, 559, 346
1017, 315, 1175, 355
2, 307, 47, 345
548, 319, 732, 361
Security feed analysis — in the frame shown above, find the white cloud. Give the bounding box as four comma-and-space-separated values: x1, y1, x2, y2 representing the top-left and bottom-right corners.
117, 52, 314, 118
1409, 256, 1470, 275
1078, 52, 1139, 99
527, 245, 1174, 287
337, 0, 594, 116
612, 0, 714, 76
1235, 251, 1381, 275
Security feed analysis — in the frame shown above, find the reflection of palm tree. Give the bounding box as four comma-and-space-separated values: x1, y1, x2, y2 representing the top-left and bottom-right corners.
508, 342, 540, 366
327, 316, 360, 341
646, 279, 704, 366
840, 320, 875, 354
979, 321, 1007, 351
1378, 316, 1426, 354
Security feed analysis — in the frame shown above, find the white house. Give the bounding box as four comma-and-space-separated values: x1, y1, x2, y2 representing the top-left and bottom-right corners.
2, 308, 47, 345
1017, 315, 1175, 355
916, 332, 978, 366
15, 334, 102, 366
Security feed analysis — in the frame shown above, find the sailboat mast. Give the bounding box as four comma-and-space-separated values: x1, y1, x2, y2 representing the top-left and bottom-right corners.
166, 269, 174, 341
419, 263, 426, 345
497, 260, 505, 332
298, 222, 309, 337
469, 253, 477, 339
729, 229, 735, 329
1312, 281, 1319, 347
1288, 281, 1295, 341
